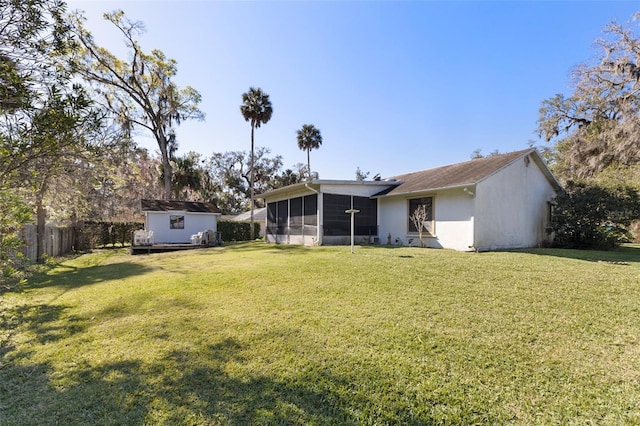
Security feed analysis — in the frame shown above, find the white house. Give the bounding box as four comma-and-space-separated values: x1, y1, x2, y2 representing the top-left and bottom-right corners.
141, 199, 221, 244
258, 149, 562, 251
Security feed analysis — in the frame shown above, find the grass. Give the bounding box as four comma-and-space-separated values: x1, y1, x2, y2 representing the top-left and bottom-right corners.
1, 243, 640, 425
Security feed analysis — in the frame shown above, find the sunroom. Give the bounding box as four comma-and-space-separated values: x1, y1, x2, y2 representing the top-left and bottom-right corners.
260, 180, 399, 246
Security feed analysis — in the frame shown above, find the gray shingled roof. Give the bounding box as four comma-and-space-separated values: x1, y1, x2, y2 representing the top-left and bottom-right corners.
232, 207, 267, 222
377, 149, 550, 197
141, 199, 221, 213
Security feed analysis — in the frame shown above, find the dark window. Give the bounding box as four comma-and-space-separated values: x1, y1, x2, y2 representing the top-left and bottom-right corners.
289, 197, 303, 235
408, 197, 434, 235
303, 194, 317, 226
268, 195, 318, 237
323, 194, 351, 236
303, 194, 317, 236
170, 215, 184, 229
267, 202, 277, 236
353, 196, 378, 236
277, 200, 288, 234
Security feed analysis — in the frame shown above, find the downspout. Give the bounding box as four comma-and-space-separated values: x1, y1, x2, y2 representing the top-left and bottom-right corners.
305, 183, 322, 246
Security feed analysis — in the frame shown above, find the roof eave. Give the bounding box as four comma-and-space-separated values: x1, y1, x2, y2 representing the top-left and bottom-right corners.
375, 182, 476, 198
258, 182, 315, 200
530, 152, 563, 191
258, 179, 401, 200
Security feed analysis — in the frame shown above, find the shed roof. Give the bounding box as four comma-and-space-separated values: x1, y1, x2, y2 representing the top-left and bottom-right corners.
375, 149, 561, 197
141, 199, 221, 214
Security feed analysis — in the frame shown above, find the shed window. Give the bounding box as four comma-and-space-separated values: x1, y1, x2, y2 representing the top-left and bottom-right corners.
170, 215, 184, 229
408, 197, 434, 235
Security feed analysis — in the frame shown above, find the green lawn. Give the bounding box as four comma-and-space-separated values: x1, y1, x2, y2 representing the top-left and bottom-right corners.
1, 243, 639, 425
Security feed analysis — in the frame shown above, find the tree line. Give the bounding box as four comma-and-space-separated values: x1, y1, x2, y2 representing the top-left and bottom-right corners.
0, 1, 324, 271
3, 1, 640, 282
535, 13, 640, 248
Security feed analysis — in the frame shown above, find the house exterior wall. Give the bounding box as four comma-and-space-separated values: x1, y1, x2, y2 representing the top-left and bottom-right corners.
145, 211, 218, 244
473, 156, 555, 251
430, 189, 475, 251
378, 188, 475, 251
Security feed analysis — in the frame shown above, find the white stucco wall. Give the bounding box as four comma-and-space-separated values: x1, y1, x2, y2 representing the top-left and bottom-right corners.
378, 197, 413, 246
431, 190, 475, 251
474, 155, 555, 251
145, 211, 218, 244
378, 188, 475, 251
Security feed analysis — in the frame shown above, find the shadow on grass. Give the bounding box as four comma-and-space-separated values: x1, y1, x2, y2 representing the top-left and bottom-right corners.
222, 241, 317, 255
1, 303, 88, 351
23, 262, 151, 292
223, 241, 419, 255
510, 244, 640, 264
0, 337, 354, 425
0, 296, 510, 424
0, 300, 83, 357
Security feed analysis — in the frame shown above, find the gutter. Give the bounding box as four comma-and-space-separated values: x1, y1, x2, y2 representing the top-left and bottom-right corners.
304, 182, 319, 194
373, 182, 475, 198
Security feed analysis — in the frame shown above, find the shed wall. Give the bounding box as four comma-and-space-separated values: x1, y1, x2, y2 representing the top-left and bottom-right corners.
145, 211, 217, 244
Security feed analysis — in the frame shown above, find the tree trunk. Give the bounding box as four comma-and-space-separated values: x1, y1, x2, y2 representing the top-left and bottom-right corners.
307, 149, 311, 180
35, 181, 47, 263
250, 124, 255, 240
159, 132, 172, 200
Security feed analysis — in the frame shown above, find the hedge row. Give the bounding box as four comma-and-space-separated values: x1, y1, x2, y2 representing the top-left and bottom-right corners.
78, 221, 144, 249
217, 220, 261, 242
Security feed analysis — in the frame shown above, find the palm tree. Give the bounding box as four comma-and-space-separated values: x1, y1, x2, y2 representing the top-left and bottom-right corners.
296, 124, 322, 180
240, 87, 273, 240
170, 153, 203, 200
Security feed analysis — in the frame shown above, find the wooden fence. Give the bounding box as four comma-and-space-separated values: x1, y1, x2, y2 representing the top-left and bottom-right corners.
20, 224, 76, 261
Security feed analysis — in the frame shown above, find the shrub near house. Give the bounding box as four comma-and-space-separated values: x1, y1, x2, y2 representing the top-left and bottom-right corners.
550, 181, 640, 249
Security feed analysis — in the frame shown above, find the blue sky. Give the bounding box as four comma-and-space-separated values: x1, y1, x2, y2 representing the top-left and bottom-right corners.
67, 1, 640, 180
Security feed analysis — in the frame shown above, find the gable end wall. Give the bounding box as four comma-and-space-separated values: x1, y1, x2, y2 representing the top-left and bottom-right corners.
474, 156, 555, 251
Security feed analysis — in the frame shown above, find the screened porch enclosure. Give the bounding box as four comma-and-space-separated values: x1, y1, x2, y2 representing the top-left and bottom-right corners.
322, 194, 377, 237
267, 194, 318, 245
266, 193, 378, 245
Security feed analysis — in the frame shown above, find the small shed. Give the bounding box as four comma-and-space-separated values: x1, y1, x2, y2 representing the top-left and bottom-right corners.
141, 199, 221, 244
